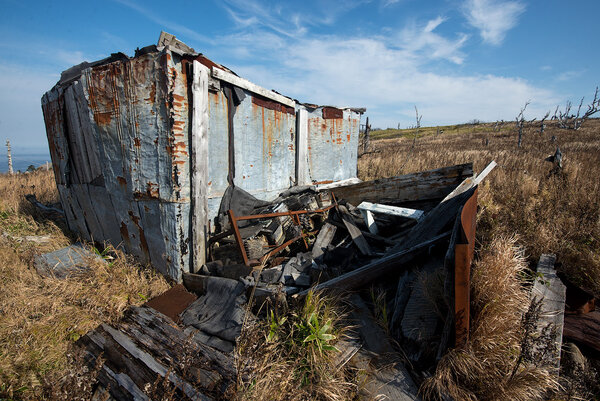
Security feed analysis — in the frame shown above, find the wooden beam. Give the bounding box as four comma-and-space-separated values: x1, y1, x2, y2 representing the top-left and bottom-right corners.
191, 61, 210, 273
326, 163, 474, 206
296, 108, 309, 185
211, 67, 296, 108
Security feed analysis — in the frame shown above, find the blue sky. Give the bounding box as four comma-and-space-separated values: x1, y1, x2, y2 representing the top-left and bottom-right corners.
0, 0, 598, 152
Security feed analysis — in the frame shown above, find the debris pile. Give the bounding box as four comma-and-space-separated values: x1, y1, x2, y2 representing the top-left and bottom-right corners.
66, 161, 496, 399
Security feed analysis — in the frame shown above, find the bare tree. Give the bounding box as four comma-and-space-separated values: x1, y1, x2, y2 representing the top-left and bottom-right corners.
540, 111, 550, 135
398, 106, 421, 171
556, 87, 600, 130
516, 101, 530, 148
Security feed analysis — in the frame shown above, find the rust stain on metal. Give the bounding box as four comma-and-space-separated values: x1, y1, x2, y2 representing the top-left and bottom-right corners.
117, 176, 127, 189
322, 107, 343, 119
252, 95, 294, 115
128, 211, 150, 257
133, 137, 141, 147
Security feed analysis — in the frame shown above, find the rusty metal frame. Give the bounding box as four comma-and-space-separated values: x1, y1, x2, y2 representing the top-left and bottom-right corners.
227, 203, 336, 266
454, 188, 478, 347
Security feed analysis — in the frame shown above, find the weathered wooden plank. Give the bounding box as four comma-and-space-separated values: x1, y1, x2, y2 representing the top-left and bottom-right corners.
86, 185, 123, 246
123, 306, 235, 376
326, 163, 474, 206
441, 160, 496, 202
101, 324, 214, 401
211, 67, 295, 108
296, 108, 309, 185
297, 231, 450, 296
312, 222, 337, 258
191, 61, 210, 272
358, 201, 424, 221
564, 311, 600, 353
338, 205, 371, 256
359, 209, 378, 235
531, 254, 566, 371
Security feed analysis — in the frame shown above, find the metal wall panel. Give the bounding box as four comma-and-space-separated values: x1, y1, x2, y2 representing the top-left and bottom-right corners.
306, 107, 360, 183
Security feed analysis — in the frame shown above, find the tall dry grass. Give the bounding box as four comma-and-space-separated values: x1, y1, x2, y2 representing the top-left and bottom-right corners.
361, 120, 600, 296
421, 236, 559, 401
234, 291, 356, 401
0, 170, 170, 400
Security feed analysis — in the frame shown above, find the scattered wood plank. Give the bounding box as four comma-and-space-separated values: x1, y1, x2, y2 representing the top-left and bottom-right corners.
311, 222, 337, 258
530, 254, 566, 371
338, 205, 371, 256
296, 231, 450, 296
77, 306, 235, 401
24, 194, 65, 218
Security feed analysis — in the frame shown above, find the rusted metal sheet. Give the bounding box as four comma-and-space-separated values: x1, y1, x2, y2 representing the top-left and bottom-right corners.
305, 107, 361, 183
454, 187, 478, 347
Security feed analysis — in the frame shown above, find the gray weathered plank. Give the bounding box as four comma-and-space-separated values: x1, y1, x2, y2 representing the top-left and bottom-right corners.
191, 61, 210, 272
531, 254, 566, 371
325, 163, 474, 206
211, 67, 295, 108
312, 222, 337, 259
338, 205, 371, 256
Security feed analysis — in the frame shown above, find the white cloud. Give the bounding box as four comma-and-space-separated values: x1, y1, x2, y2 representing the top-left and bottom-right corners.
556, 70, 584, 81
222, 32, 558, 127
396, 17, 469, 64
463, 0, 525, 45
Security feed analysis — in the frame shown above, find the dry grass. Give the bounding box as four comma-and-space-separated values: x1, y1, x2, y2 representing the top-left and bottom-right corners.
362, 119, 600, 296
0, 169, 170, 400
421, 236, 560, 401
234, 291, 356, 401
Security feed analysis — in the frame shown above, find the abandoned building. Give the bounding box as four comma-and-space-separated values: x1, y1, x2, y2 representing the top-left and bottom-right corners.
42, 32, 365, 282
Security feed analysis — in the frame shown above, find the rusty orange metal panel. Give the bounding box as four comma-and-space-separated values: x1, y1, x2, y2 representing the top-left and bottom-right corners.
455, 187, 478, 347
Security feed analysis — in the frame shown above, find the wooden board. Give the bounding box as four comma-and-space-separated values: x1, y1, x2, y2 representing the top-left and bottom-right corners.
326, 163, 473, 206
211, 67, 295, 108
530, 254, 566, 371
338, 205, 371, 256
191, 61, 210, 272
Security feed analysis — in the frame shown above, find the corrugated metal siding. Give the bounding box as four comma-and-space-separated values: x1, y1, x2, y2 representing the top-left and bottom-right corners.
42, 47, 363, 281
306, 108, 360, 183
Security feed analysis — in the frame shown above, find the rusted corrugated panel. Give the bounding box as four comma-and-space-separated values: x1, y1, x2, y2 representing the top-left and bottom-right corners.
234, 91, 296, 197
205, 90, 297, 224
306, 107, 360, 183
41, 88, 70, 186
322, 106, 343, 119
455, 187, 478, 346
